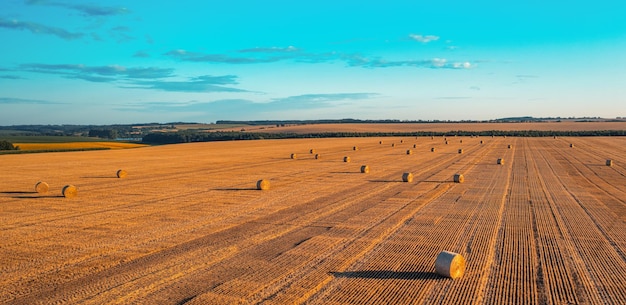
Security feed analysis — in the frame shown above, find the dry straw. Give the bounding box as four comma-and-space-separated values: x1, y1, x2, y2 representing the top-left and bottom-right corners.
435, 251, 466, 279
454, 173, 464, 183
606, 159, 613, 167
116, 169, 127, 178
407, 149, 413, 155
360, 165, 370, 174
344, 156, 351, 163
62, 185, 78, 198
256, 179, 270, 191
497, 158, 504, 165
35, 181, 49, 194
291, 153, 297, 159
402, 172, 413, 182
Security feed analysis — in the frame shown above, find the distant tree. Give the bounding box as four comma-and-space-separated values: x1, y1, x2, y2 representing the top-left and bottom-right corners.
0, 140, 19, 150
88, 129, 118, 139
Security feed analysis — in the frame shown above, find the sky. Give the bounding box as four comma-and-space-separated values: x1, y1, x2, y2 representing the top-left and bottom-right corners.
1, 0, 625, 125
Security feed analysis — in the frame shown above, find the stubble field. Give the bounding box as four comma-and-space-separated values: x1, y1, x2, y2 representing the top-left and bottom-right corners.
1, 135, 625, 304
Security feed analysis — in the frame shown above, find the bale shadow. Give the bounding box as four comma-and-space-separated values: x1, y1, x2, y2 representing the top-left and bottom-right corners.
81, 176, 117, 179
330, 270, 440, 280
330, 171, 361, 174
12, 195, 65, 199
214, 188, 258, 191
1, 191, 37, 194
421, 180, 451, 183
368, 180, 404, 183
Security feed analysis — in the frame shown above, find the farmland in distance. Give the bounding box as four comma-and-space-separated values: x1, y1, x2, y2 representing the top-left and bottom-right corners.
1, 135, 625, 304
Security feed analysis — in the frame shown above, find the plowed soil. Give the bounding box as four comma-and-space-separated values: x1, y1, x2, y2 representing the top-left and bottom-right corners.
1, 136, 625, 304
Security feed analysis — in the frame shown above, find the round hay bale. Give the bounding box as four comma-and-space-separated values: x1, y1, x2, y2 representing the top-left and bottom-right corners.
413, 144, 417, 148
497, 158, 504, 165
402, 172, 413, 182
360, 165, 370, 174
35, 181, 49, 194
353, 146, 359, 151
315, 153, 321, 159
460, 140, 463, 144
480, 140, 484, 144
454, 173, 464, 183
431, 147, 436, 152
291, 153, 297, 159
400, 140, 404, 143
256, 179, 270, 191
379, 140, 383, 144
445, 141, 449, 145
444, 137, 447, 141
391, 143, 395, 147
310, 149, 316, 154
458, 149, 463, 154
606, 159, 613, 167
344, 156, 351, 163
435, 251, 466, 279
570, 143, 574, 148
507, 144, 512, 149
406, 149, 413, 155
116, 169, 127, 178
62, 185, 77, 198
431, 136, 434, 140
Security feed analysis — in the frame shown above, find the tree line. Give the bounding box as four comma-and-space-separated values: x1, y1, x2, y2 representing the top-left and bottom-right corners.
141, 130, 626, 144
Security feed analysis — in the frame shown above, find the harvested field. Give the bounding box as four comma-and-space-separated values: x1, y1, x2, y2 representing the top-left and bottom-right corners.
1, 136, 625, 304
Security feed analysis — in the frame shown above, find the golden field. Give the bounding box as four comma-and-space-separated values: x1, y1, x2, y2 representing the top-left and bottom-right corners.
1, 135, 625, 304
13, 142, 148, 151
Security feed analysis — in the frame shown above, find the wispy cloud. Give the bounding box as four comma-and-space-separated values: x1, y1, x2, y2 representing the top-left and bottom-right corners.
408, 34, 440, 43
20, 63, 174, 80
125, 75, 248, 93
25, 0, 129, 16
238, 46, 300, 53
165, 49, 290, 64
109, 26, 134, 43
0, 75, 25, 80
0, 97, 63, 104
120, 93, 379, 113
133, 51, 150, 58
342, 54, 473, 69
0, 18, 84, 40
18, 62, 247, 93
166, 48, 474, 70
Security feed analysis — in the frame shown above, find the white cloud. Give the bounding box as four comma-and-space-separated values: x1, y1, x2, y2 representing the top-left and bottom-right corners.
408, 34, 440, 43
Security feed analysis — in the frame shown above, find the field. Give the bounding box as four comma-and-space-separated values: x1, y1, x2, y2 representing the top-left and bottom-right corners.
212, 121, 626, 133
1, 135, 625, 304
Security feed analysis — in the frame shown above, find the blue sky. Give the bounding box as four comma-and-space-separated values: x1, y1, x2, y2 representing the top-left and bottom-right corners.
1, 0, 625, 124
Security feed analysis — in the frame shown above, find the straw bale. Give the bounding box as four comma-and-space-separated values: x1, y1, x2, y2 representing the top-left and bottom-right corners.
435, 251, 466, 279
454, 173, 464, 183
35, 181, 49, 194
402, 172, 413, 182
360, 165, 370, 174
62, 185, 77, 198
256, 179, 270, 190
